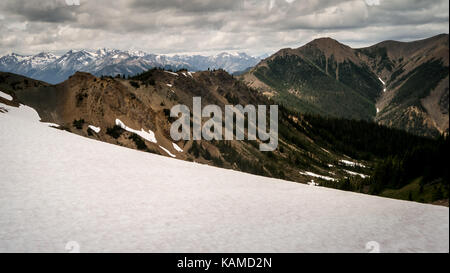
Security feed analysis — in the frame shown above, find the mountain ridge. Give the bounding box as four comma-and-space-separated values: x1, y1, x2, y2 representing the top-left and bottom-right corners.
1, 69, 448, 206
242, 33, 449, 137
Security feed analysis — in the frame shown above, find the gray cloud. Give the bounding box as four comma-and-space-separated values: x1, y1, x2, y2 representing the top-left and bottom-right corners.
1, 0, 78, 23
131, 0, 242, 13
0, 0, 448, 56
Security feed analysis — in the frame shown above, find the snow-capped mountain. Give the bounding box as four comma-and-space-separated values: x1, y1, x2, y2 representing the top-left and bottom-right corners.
0, 49, 262, 84
170, 52, 260, 73
0, 52, 58, 78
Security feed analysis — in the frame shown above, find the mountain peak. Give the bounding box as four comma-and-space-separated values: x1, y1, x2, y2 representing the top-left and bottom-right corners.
309, 37, 342, 45
297, 37, 358, 63
304, 37, 352, 51
266, 37, 357, 63
11, 53, 27, 57
360, 33, 449, 66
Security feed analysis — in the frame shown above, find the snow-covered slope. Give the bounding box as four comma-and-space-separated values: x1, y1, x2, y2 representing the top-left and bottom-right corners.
0, 102, 448, 253
0, 50, 261, 84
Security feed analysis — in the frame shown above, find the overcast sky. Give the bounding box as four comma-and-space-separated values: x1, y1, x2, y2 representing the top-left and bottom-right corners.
0, 0, 448, 56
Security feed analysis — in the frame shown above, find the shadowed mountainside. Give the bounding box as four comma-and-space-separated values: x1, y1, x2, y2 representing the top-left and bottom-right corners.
242, 34, 449, 137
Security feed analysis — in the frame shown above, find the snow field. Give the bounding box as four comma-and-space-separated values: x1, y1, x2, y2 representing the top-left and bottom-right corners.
0, 103, 448, 253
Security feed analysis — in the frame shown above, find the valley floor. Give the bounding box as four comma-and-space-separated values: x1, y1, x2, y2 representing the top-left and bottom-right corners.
0, 102, 448, 252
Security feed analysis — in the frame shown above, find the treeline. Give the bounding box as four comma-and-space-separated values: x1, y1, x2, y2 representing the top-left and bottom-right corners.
300, 113, 437, 160
299, 112, 448, 202
369, 136, 448, 195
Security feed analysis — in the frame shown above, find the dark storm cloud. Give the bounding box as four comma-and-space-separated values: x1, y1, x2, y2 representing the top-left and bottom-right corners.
0, 0, 448, 56
0, 0, 78, 23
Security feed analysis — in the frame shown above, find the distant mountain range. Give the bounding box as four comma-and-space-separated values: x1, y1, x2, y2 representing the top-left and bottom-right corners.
0, 49, 262, 84
241, 34, 449, 137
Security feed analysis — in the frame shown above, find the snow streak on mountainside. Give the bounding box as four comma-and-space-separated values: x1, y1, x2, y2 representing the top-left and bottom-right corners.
0, 102, 448, 253
0, 49, 262, 84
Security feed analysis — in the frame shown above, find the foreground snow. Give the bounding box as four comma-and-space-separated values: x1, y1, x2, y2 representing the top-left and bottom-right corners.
0, 104, 448, 253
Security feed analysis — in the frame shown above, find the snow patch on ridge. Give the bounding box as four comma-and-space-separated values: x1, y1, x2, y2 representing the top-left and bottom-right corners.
164, 71, 179, 76
0, 91, 13, 101
159, 146, 176, 158
172, 143, 183, 152
299, 171, 337, 182
340, 160, 366, 168
115, 119, 157, 144
378, 77, 387, 92
88, 125, 101, 133
344, 170, 369, 179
